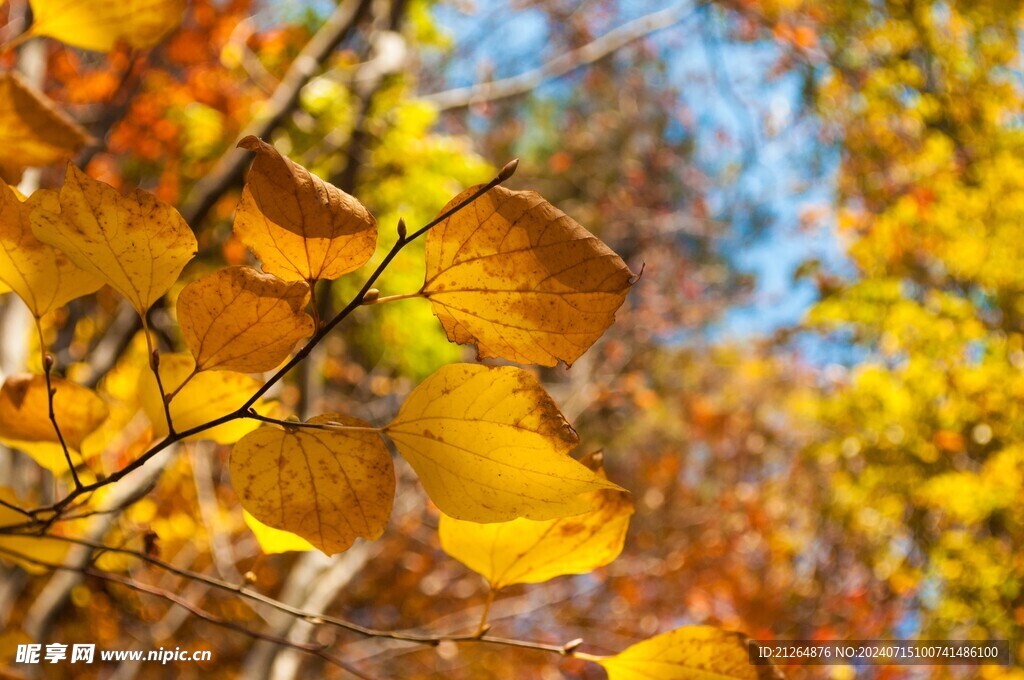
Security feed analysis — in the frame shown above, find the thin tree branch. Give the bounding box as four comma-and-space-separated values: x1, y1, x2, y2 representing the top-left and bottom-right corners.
56, 0, 375, 394
179, 0, 373, 227
37, 320, 82, 489
144, 333, 176, 437
0, 545, 375, 680
22, 445, 176, 642
0, 497, 34, 518
14, 536, 596, 660
420, 2, 695, 111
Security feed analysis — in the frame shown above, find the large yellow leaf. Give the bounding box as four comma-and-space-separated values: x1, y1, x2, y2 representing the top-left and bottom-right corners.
30, 165, 197, 317
230, 414, 394, 555
0, 73, 90, 184
27, 0, 186, 52
234, 136, 377, 281
0, 185, 103, 317
242, 510, 315, 554
0, 488, 69, 575
138, 353, 262, 444
423, 185, 634, 367
439, 468, 633, 588
599, 626, 782, 680
177, 266, 314, 372
386, 364, 618, 522
0, 374, 108, 473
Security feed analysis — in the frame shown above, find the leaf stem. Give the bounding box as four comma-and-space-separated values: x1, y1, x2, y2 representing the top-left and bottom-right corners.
36, 319, 82, 490
243, 410, 382, 433
162, 365, 198, 406
142, 319, 176, 436
1, 30, 31, 53
308, 279, 323, 329
362, 291, 424, 305
475, 589, 495, 637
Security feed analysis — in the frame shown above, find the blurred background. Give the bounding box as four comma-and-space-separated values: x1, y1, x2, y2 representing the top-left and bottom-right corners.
1, 0, 1023, 677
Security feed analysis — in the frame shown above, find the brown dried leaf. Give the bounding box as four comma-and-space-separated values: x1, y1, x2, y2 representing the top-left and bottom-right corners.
235, 136, 377, 281
424, 185, 634, 366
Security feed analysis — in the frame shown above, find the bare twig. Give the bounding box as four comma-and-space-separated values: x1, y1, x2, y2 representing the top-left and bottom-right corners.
420, 3, 695, 111
0, 545, 375, 680
36, 321, 82, 489
23, 444, 176, 642
179, 0, 373, 227
0, 497, 34, 518
145, 341, 176, 437
13, 536, 597, 661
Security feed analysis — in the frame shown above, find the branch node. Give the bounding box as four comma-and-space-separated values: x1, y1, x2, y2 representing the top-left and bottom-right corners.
362, 289, 380, 304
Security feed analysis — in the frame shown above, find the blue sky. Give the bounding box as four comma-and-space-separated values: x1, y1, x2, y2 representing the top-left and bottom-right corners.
427, 0, 848, 340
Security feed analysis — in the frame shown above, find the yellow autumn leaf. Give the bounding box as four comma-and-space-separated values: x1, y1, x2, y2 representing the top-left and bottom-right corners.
599, 626, 782, 680
0, 373, 108, 473
177, 266, 315, 372
386, 363, 618, 522
0, 374, 108, 451
439, 469, 633, 588
27, 0, 186, 52
230, 414, 394, 555
138, 353, 263, 444
234, 136, 377, 281
423, 185, 634, 367
0, 488, 69, 575
0, 73, 91, 184
30, 165, 197, 317
3, 441, 86, 475
242, 510, 315, 554
0, 185, 104, 317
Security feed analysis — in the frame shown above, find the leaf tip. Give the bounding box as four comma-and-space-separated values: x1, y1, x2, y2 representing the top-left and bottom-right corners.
236, 135, 262, 152
629, 261, 646, 285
